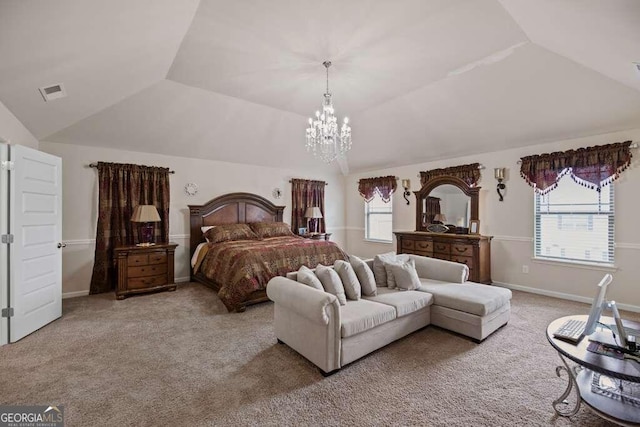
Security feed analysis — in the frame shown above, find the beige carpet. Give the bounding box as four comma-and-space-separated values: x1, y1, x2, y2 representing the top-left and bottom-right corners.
1, 283, 637, 426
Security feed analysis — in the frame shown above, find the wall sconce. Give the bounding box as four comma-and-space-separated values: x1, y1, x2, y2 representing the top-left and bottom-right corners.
495, 168, 506, 201
401, 179, 411, 205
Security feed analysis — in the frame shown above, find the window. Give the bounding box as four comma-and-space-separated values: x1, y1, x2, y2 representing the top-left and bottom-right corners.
365, 195, 392, 242
534, 173, 614, 265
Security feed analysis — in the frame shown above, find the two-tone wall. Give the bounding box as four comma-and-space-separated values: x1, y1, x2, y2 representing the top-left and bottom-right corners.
39, 141, 346, 297
345, 128, 640, 311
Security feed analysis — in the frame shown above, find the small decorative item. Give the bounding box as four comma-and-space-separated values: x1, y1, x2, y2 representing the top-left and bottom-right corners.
426, 223, 449, 233
184, 182, 198, 196
298, 227, 307, 235
469, 219, 480, 235
272, 188, 282, 199
401, 179, 411, 205
131, 205, 162, 246
494, 168, 506, 201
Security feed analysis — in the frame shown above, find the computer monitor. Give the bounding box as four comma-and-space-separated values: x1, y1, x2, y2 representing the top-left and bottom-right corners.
583, 273, 613, 336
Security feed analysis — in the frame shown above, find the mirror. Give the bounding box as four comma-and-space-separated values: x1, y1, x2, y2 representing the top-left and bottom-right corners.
414, 176, 480, 233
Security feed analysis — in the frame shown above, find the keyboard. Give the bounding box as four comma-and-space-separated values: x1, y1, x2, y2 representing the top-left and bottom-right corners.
554, 319, 586, 344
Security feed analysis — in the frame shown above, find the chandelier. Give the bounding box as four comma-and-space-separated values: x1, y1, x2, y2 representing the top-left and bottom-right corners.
305, 61, 352, 163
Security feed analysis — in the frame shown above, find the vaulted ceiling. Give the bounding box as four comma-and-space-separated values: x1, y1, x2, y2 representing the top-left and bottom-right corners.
1, 0, 639, 173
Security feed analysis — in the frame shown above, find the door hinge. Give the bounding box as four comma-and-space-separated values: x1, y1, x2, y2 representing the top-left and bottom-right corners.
1, 307, 13, 318
1, 160, 14, 171
1, 234, 14, 244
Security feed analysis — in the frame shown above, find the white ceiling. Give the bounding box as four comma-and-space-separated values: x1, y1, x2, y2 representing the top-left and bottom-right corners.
1, 0, 640, 173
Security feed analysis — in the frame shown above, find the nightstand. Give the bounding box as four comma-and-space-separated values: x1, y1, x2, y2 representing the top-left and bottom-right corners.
301, 233, 332, 241
114, 243, 178, 299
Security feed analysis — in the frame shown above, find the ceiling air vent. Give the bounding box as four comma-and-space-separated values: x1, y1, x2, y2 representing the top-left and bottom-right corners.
39, 83, 67, 102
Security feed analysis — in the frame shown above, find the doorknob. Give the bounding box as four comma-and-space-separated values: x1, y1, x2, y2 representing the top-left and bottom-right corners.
57, 242, 67, 249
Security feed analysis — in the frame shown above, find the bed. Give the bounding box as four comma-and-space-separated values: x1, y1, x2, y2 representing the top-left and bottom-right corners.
189, 192, 347, 312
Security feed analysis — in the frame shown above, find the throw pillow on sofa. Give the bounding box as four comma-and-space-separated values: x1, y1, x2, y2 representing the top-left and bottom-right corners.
296, 265, 324, 291
349, 255, 377, 296
389, 258, 421, 291
334, 260, 361, 300
382, 254, 410, 289
315, 264, 347, 305
373, 252, 396, 287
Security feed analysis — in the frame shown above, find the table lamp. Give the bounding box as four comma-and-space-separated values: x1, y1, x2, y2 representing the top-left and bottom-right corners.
304, 207, 323, 234
131, 205, 161, 246
433, 214, 447, 224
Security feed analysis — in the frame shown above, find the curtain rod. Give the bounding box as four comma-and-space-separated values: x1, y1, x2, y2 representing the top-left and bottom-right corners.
289, 179, 328, 185
516, 143, 638, 164
88, 163, 175, 174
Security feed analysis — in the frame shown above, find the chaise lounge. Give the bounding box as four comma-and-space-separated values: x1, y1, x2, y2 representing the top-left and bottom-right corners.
266, 254, 512, 374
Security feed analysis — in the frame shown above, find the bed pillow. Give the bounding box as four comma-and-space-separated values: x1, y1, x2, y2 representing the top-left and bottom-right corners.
201, 225, 215, 242
373, 252, 397, 287
204, 223, 258, 244
315, 264, 347, 305
350, 255, 377, 296
249, 222, 295, 238
334, 260, 361, 300
383, 254, 410, 289
296, 265, 324, 291
389, 259, 421, 291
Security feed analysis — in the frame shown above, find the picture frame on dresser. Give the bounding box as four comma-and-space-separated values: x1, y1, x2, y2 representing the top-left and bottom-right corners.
469, 220, 480, 235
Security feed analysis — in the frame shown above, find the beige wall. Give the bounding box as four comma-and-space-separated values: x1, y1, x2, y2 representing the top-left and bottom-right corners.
345, 129, 640, 312
0, 100, 38, 149
39, 141, 346, 296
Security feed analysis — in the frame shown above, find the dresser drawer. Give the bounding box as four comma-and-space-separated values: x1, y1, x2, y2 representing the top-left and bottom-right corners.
450, 255, 476, 270
415, 240, 433, 252
434, 253, 450, 261
433, 242, 450, 254
451, 244, 474, 257
128, 254, 148, 266
128, 274, 168, 289
147, 252, 167, 265
401, 239, 415, 250
413, 250, 433, 257
128, 263, 167, 278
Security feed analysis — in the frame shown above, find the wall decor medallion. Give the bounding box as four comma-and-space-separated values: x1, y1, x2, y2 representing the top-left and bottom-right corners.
272, 188, 282, 199
184, 183, 198, 196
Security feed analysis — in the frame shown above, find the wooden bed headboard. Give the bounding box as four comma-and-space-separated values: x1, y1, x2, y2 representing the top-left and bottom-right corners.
188, 192, 285, 256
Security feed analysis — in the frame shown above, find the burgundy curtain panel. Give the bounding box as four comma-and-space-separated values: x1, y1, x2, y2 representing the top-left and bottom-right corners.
519, 141, 632, 194
291, 179, 326, 234
90, 162, 170, 294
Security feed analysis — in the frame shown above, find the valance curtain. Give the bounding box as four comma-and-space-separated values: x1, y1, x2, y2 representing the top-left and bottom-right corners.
291, 179, 326, 234
519, 141, 632, 195
358, 175, 397, 203
90, 162, 170, 294
419, 163, 481, 187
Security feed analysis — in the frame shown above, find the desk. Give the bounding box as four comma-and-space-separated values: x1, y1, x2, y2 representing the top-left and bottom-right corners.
546, 315, 640, 425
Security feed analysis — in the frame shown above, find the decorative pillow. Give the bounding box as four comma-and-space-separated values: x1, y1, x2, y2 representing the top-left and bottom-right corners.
382, 254, 410, 289
350, 255, 377, 296
373, 252, 397, 287
334, 260, 361, 300
389, 259, 421, 291
204, 223, 258, 244
296, 265, 323, 291
201, 225, 216, 242
249, 222, 294, 238
315, 264, 347, 305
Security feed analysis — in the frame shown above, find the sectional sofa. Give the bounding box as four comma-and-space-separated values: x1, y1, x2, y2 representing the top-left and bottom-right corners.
266, 254, 512, 375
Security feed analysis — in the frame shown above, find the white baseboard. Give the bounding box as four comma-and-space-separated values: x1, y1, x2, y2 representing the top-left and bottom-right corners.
493, 281, 640, 313
62, 290, 90, 299
175, 276, 191, 283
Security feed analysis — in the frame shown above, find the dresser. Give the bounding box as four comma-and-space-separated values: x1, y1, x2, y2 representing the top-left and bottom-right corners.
114, 243, 178, 299
394, 232, 492, 284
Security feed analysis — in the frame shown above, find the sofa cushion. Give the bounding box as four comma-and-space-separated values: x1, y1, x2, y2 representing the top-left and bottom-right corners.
417, 279, 512, 316
373, 252, 396, 287
388, 259, 421, 291
334, 260, 361, 300
340, 299, 397, 338
350, 255, 377, 296
296, 265, 323, 291
364, 287, 433, 317
315, 264, 347, 306
382, 254, 410, 289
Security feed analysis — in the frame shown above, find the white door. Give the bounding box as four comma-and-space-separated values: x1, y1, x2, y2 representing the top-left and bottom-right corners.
9, 145, 62, 342
0, 143, 8, 346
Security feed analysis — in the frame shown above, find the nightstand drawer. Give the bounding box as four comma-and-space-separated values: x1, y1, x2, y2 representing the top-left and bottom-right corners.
147, 252, 167, 265
128, 263, 167, 278
128, 254, 148, 266
128, 274, 167, 289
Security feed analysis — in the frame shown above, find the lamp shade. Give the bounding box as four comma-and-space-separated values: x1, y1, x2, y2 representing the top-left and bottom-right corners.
304, 207, 323, 219
131, 205, 161, 223
433, 214, 447, 223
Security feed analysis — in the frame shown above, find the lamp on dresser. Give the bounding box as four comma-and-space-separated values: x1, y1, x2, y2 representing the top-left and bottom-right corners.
131, 205, 161, 246
304, 206, 323, 235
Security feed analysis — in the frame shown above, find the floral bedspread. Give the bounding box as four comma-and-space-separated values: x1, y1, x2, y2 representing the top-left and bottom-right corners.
198, 236, 348, 311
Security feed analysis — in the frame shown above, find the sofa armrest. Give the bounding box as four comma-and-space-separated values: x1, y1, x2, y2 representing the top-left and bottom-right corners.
409, 254, 469, 283
266, 277, 339, 324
